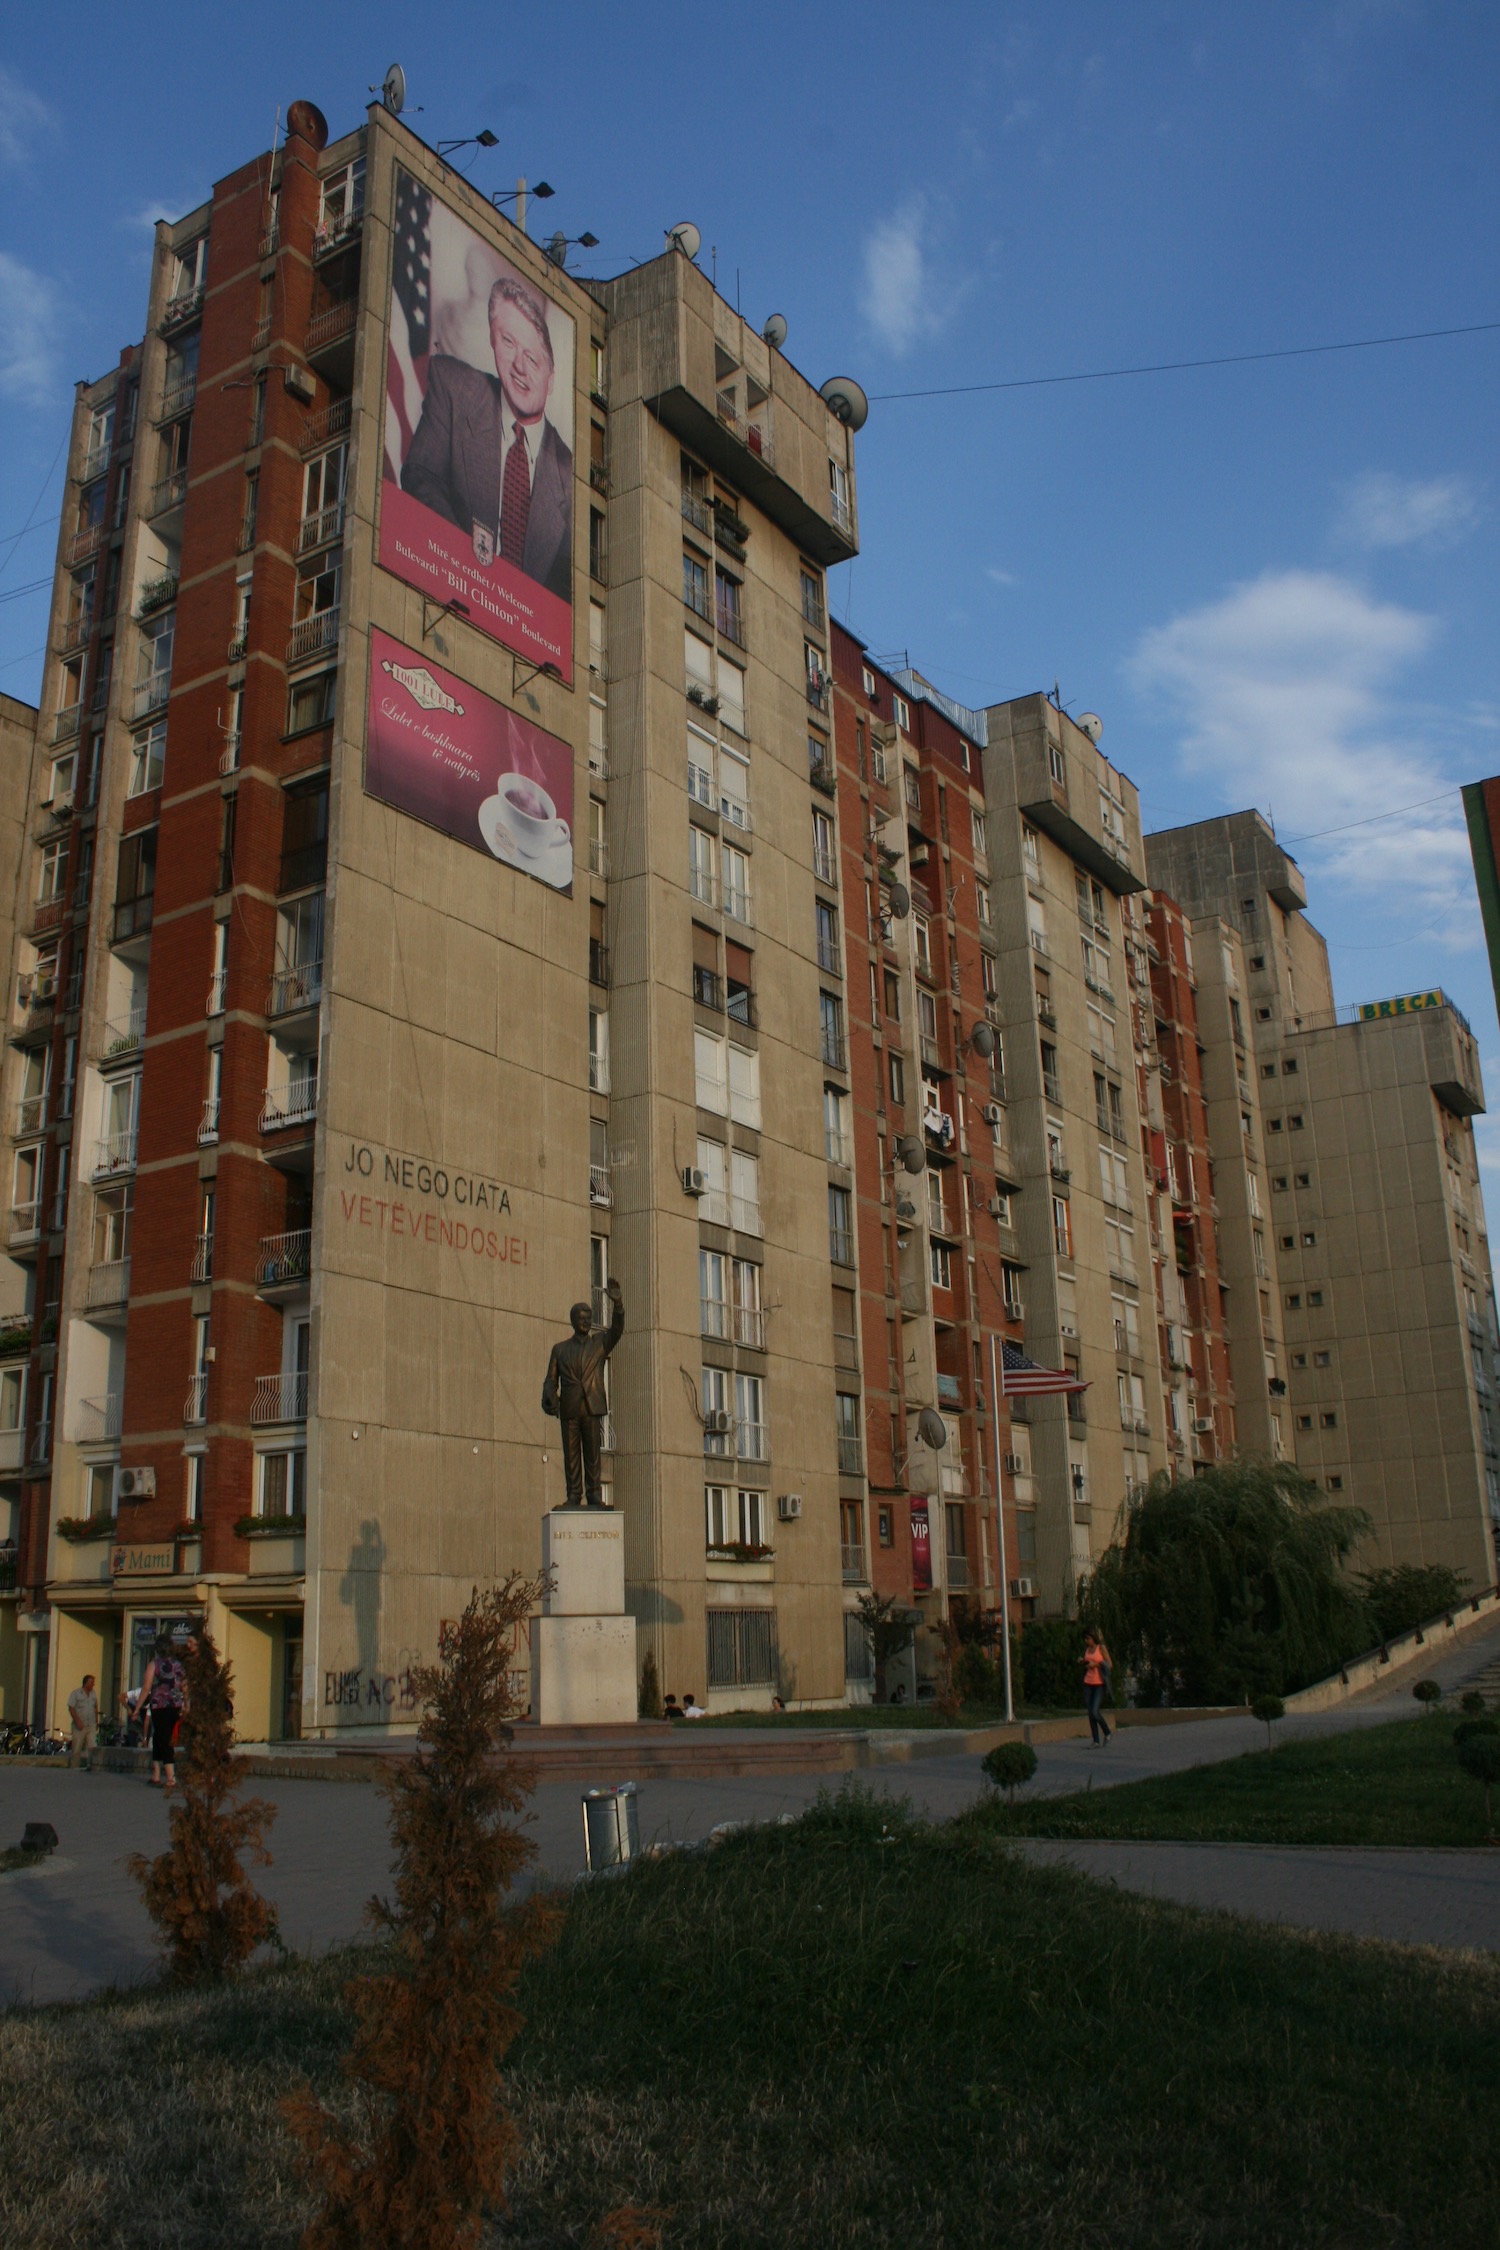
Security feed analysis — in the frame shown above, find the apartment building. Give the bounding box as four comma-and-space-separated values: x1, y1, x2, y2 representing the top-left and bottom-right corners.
1147, 811, 1500, 1585
0, 693, 38, 1708
3, 93, 868, 1734
978, 697, 1167, 1613
825, 630, 1020, 1687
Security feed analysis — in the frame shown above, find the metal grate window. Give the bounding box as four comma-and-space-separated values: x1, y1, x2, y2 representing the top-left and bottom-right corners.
843, 1610, 874, 1682
706, 1606, 776, 1689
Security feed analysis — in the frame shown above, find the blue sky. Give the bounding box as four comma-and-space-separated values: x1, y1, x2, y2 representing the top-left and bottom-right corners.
1, 3, 1497, 1117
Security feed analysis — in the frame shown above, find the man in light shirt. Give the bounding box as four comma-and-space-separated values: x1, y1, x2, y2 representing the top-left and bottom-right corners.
67, 1672, 99, 1771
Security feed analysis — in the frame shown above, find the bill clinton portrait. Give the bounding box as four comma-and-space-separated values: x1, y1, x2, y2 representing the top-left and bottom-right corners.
401, 273, 573, 603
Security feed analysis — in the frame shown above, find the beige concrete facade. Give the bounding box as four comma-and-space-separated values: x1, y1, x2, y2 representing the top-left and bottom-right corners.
0, 692, 39, 1713
980, 697, 1167, 1611
1147, 811, 1500, 1588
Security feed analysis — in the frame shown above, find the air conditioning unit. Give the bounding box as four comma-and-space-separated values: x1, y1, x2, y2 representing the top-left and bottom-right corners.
682, 1166, 706, 1196
704, 1409, 733, 1435
1194, 1415, 1214, 1433
115, 1465, 156, 1501
987, 1196, 1006, 1216
283, 362, 316, 404
1002, 1452, 1025, 1475
776, 1492, 803, 1522
1009, 1576, 1037, 1599
984, 1103, 1003, 1126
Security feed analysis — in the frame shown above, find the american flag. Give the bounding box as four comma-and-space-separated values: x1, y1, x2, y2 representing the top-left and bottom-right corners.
386, 171, 433, 477
999, 1340, 1088, 1397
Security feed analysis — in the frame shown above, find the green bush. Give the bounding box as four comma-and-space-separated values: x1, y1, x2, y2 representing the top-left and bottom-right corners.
1461, 1690, 1488, 1716
1019, 1617, 1087, 1709
1451, 1716, 1499, 1747
1412, 1679, 1443, 1710
1360, 1563, 1468, 1644
1455, 1731, 1500, 1832
981, 1741, 1039, 1802
952, 1640, 1001, 1707
1251, 1693, 1286, 1749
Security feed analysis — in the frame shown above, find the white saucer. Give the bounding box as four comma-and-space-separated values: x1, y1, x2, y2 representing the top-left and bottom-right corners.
478, 795, 574, 889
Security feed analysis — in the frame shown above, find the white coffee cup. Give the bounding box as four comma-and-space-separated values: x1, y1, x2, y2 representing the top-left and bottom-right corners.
496, 772, 569, 856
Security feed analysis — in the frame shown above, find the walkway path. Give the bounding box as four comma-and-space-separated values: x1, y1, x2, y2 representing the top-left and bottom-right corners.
4, 1612, 1498, 2007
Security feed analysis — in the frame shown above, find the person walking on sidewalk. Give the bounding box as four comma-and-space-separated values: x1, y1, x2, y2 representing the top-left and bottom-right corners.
1082, 1635, 1114, 1745
67, 1673, 99, 1770
137, 1639, 188, 1791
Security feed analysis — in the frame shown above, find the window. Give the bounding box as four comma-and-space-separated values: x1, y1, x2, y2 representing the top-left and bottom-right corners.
722, 842, 751, 924
695, 1135, 727, 1224
1295, 1172, 1311, 1188
287, 670, 337, 734
821, 990, 846, 1070
1283, 1058, 1299, 1074
930, 1239, 952, 1291
800, 568, 824, 633
889, 1053, 905, 1106
1053, 1195, 1072, 1258
835, 1391, 861, 1473
1288, 1114, 1304, 1130
815, 898, 840, 975
1301, 1230, 1317, 1247
730, 1148, 760, 1234
1314, 1350, 1331, 1368
1308, 1289, 1323, 1307
705, 1484, 766, 1552
828, 1183, 854, 1265
259, 1446, 308, 1517
714, 566, 743, 646
688, 823, 716, 907
728, 1043, 759, 1128
1320, 1412, 1338, 1428
683, 551, 710, 620
971, 806, 988, 862
125, 723, 166, 799
824, 1085, 851, 1166
736, 1371, 766, 1460
707, 1606, 776, 1689
695, 1028, 726, 1113
588, 1006, 609, 1093
976, 881, 991, 927
589, 507, 607, 582
913, 916, 931, 972
812, 807, 836, 884
1048, 742, 1065, 785
700, 1248, 727, 1338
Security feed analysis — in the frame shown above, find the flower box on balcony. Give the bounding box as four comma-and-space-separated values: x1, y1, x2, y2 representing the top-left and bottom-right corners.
234, 1514, 306, 1576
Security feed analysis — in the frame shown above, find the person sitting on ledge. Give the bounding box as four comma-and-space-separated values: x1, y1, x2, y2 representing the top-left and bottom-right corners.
681, 1693, 706, 1719
662, 1694, 681, 1720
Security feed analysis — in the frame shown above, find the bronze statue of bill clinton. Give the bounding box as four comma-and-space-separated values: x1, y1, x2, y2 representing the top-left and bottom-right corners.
542, 1278, 624, 1507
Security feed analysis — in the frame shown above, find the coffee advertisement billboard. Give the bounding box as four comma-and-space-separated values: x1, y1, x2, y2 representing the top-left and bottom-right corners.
381, 165, 575, 683
365, 628, 573, 893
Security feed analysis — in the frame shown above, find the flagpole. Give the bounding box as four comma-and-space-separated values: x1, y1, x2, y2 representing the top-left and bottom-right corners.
988, 1332, 1015, 1724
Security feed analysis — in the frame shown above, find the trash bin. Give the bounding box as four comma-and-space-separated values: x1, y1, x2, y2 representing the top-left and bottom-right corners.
582, 1782, 639, 1872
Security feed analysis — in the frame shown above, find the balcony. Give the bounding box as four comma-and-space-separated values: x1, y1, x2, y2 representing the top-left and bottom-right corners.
260, 220, 280, 259
228, 632, 248, 666
314, 209, 363, 261
715, 598, 745, 649
287, 610, 340, 666
148, 467, 188, 520
68, 524, 103, 570
252, 1370, 309, 1424
589, 1164, 612, 1208
825, 1128, 853, 1169
138, 573, 178, 619
92, 1129, 138, 1179
813, 845, 837, 886
0, 1431, 22, 1475
14, 1094, 46, 1138
86, 1257, 130, 1311
822, 1030, 848, 1072
58, 613, 92, 657
132, 676, 171, 723
220, 735, 240, 777
257, 1229, 311, 1288
112, 891, 154, 947
101, 1008, 147, 1065
197, 1098, 220, 1145
733, 1304, 766, 1350
75, 1394, 123, 1444
715, 396, 774, 470
260, 1080, 317, 1133
837, 1433, 863, 1476
207, 968, 227, 1017
806, 675, 832, 716
160, 286, 204, 333
900, 1271, 927, 1316
306, 299, 357, 355
731, 1195, 762, 1238
8, 1199, 41, 1245
183, 1373, 207, 1425
681, 489, 711, 534
300, 398, 352, 454
588, 836, 608, 878
190, 1231, 214, 1284
159, 372, 197, 422
830, 490, 853, 540
841, 1542, 866, 1584
817, 934, 841, 976
52, 703, 82, 747
268, 960, 322, 1017
298, 502, 345, 555
737, 1418, 769, 1463
80, 441, 111, 483
30, 895, 66, 939
829, 1225, 855, 1267
701, 1295, 730, 1341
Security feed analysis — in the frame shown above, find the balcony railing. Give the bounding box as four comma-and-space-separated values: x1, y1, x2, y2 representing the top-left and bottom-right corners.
588, 1163, 613, 1209
829, 1226, 854, 1266
715, 598, 745, 649
299, 397, 352, 454
86, 1257, 130, 1310
102, 1008, 147, 1063
58, 613, 92, 657
80, 442, 110, 483
268, 960, 322, 1016
816, 934, 841, 975
31, 895, 66, 938
298, 502, 345, 554
821, 1030, 848, 1072
160, 285, 205, 332
183, 1373, 207, 1425
252, 1370, 309, 1424
137, 573, 178, 618
837, 1434, 863, 1476
132, 676, 171, 723
76, 1393, 123, 1444
228, 632, 248, 665
681, 490, 711, 533
92, 1129, 138, 1178
830, 491, 853, 539
715, 397, 774, 468
287, 610, 340, 665
313, 209, 363, 260
701, 1296, 730, 1342
148, 467, 188, 518
8, 1199, 41, 1243
841, 1542, 866, 1584
731, 1195, 762, 1237
813, 846, 837, 886
14, 1094, 46, 1138
806, 676, 831, 715
736, 1418, 769, 1462
190, 1231, 214, 1284
306, 299, 357, 354
197, 1097, 220, 1146
825, 1128, 853, 1168
68, 524, 103, 570
733, 1304, 766, 1350
159, 373, 197, 422
206, 968, 227, 1017
260, 1079, 317, 1132
53, 703, 82, 746
257, 1229, 311, 1287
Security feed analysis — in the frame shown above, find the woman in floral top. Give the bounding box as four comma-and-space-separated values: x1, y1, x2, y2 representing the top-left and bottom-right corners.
137, 1638, 189, 1791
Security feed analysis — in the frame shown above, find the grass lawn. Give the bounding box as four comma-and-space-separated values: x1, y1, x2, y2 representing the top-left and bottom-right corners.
685, 1700, 1065, 1729
983, 1712, 1500, 1848
2, 1788, 1497, 2248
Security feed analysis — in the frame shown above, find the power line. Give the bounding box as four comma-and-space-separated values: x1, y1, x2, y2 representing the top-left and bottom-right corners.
1279, 788, 1461, 845
0, 577, 50, 607
0, 433, 67, 590
868, 319, 1500, 404
0, 513, 59, 555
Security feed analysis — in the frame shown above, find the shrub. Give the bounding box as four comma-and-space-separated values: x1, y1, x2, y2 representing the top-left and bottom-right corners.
952, 1640, 1000, 1707
982, 1740, 1038, 1802
638, 1647, 663, 1721
1081, 1460, 1371, 1705
1019, 1617, 1087, 1710
126, 1633, 278, 1984
1251, 1692, 1286, 1749
1360, 1563, 1468, 1644
1412, 1679, 1443, 1710
1452, 1716, 1499, 1747
854, 1591, 915, 1703
284, 1575, 559, 2250
1455, 1731, 1500, 1835
1461, 1690, 1488, 1716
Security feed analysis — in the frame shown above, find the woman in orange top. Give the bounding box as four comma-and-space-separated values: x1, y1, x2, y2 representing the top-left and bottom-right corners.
1082, 1634, 1113, 1745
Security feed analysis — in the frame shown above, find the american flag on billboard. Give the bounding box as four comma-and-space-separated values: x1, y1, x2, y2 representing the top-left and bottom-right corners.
1000, 1340, 1088, 1397
386, 171, 433, 477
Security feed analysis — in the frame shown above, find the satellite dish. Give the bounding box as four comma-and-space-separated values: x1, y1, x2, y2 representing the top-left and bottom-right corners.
545, 232, 568, 268
895, 1195, 917, 1223
763, 313, 788, 349
899, 1139, 927, 1178
667, 221, 701, 260
1078, 711, 1104, 746
971, 1021, 997, 1060
916, 1406, 948, 1450
820, 376, 869, 432
287, 100, 329, 150
887, 881, 911, 919
381, 63, 406, 116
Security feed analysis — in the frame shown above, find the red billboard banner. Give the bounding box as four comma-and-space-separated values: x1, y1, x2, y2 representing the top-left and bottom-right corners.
365, 628, 574, 894
910, 1504, 933, 1592
381, 164, 574, 683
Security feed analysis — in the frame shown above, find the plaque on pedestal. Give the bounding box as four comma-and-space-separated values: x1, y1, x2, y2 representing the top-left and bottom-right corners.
532, 1509, 637, 1726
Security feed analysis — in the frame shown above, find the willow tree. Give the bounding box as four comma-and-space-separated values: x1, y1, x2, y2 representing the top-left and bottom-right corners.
1081, 1461, 1371, 1705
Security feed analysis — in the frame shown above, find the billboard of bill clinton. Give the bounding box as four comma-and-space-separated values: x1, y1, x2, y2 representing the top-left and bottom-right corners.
381, 166, 575, 683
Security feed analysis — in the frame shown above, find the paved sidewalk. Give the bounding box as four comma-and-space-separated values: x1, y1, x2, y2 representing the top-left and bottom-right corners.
4, 1609, 1498, 2006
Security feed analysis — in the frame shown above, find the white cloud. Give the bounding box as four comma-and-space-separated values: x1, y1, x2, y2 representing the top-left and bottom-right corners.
1129, 568, 1475, 936
0, 251, 61, 405
0, 66, 54, 167
987, 566, 1018, 586
860, 198, 934, 357
1336, 470, 1480, 550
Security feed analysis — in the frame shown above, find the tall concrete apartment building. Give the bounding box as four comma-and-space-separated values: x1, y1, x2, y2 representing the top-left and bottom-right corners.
0, 692, 39, 1709
0, 94, 880, 1735
1147, 811, 1500, 1586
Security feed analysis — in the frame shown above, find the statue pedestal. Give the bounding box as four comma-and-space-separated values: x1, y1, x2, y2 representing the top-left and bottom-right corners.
532, 1509, 637, 1726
